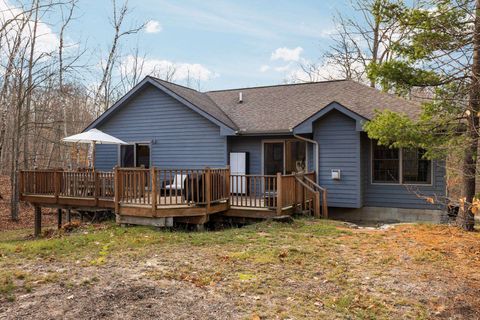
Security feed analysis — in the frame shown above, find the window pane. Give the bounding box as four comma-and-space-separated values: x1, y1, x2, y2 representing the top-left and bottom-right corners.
285, 140, 306, 174
264, 143, 284, 175
372, 141, 399, 183
120, 145, 134, 167
136, 144, 150, 168
402, 149, 431, 184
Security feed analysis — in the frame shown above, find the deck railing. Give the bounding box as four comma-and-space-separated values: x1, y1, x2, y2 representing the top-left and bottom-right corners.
229, 171, 327, 217
115, 167, 230, 209
20, 170, 115, 200
230, 174, 277, 209
20, 167, 327, 217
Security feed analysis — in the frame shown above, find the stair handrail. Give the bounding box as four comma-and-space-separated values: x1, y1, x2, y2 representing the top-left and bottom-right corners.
295, 174, 328, 218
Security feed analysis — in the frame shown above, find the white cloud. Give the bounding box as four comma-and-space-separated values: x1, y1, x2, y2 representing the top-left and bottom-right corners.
283, 58, 361, 83
271, 47, 303, 62
0, 0, 59, 55
274, 64, 291, 72
145, 20, 162, 33
121, 55, 216, 82
259, 65, 270, 72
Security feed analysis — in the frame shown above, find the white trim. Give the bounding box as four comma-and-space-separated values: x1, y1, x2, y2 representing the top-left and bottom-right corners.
370, 140, 434, 186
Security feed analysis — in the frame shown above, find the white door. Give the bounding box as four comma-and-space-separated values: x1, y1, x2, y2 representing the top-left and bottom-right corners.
230, 152, 246, 194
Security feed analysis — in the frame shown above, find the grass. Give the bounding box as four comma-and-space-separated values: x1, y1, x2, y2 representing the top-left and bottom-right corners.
1, 218, 479, 319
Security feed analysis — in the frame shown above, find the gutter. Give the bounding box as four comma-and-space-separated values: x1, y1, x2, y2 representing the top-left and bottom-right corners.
293, 132, 319, 177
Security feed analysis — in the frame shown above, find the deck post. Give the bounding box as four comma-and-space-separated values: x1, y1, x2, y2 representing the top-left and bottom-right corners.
322, 190, 328, 218
225, 165, 230, 207
276, 172, 282, 215
114, 166, 120, 214
66, 209, 71, 223
57, 208, 63, 229
205, 167, 211, 211
34, 206, 41, 237
314, 192, 321, 218
151, 167, 157, 215
54, 170, 61, 204
94, 171, 99, 206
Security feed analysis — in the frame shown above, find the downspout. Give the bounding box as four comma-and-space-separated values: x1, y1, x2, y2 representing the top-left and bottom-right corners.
293, 132, 319, 178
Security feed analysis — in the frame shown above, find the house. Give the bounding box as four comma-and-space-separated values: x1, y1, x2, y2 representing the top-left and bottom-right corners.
83, 76, 446, 223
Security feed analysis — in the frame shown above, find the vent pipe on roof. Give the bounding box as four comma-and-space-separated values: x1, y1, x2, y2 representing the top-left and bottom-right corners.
238, 92, 243, 103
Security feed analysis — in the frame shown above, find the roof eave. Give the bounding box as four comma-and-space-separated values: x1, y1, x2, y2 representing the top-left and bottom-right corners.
235, 129, 293, 136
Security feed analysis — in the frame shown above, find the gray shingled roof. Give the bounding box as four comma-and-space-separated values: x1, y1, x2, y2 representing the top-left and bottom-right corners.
151, 77, 421, 134
206, 80, 421, 133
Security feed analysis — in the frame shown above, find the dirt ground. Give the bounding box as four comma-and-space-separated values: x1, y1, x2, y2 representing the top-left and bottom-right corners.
1, 265, 240, 320
1, 220, 480, 319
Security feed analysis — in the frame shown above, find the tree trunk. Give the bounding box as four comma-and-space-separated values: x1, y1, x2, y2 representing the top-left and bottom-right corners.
457, 0, 480, 231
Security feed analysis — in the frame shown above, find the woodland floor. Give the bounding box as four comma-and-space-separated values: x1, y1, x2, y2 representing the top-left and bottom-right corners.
0, 219, 479, 319
0, 175, 56, 232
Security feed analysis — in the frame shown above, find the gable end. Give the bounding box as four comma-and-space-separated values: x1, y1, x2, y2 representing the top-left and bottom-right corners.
84, 78, 237, 135
293, 101, 368, 134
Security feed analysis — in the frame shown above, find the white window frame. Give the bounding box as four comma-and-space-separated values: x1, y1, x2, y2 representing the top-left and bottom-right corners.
370, 140, 433, 186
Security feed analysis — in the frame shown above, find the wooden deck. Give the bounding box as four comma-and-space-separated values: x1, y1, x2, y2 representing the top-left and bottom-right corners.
19, 167, 328, 234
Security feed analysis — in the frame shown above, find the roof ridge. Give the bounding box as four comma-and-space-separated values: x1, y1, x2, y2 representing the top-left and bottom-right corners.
348, 80, 421, 106
148, 75, 201, 92
206, 78, 349, 93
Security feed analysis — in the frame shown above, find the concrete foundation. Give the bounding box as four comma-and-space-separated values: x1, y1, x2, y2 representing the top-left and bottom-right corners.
116, 215, 174, 227
329, 206, 447, 224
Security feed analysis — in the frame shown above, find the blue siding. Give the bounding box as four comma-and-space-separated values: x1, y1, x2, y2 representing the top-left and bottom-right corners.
96, 145, 117, 171
95, 84, 227, 170
361, 133, 446, 209
314, 110, 362, 208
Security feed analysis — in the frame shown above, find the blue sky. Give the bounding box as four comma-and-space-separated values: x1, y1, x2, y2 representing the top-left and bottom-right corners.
63, 0, 351, 90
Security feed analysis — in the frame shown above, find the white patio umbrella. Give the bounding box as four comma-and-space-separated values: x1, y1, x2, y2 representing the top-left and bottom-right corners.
62, 128, 128, 169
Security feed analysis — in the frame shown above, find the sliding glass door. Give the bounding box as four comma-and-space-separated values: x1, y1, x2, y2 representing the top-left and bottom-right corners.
263, 140, 307, 175
120, 143, 150, 168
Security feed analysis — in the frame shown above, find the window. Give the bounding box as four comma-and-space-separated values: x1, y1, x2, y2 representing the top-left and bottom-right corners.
402, 148, 431, 184
119, 143, 150, 168
372, 141, 400, 183
371, 141, 432, 185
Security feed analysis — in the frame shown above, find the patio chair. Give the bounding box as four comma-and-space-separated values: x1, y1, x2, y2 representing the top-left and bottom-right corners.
163, 173, 187, 193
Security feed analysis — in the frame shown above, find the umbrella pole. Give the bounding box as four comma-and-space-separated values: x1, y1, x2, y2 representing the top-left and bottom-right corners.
92, 142, 96, 171
76, 143, 79, 170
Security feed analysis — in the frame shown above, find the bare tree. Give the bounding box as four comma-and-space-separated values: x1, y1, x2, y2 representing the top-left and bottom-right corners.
93, 0, 145, 112
301, 0, 407, 86
119, 46, 146, 92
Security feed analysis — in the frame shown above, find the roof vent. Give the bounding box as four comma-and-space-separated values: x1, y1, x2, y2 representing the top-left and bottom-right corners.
238, 92, 243, 103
